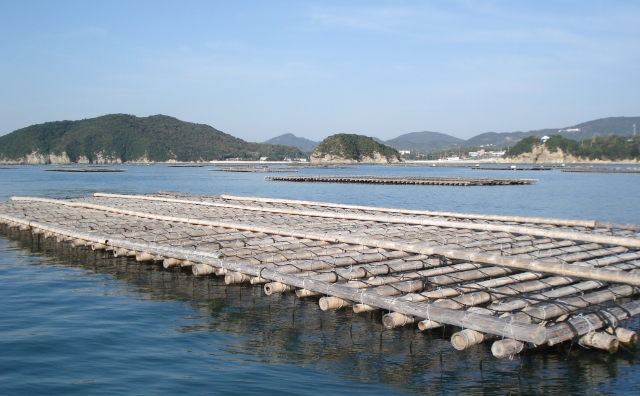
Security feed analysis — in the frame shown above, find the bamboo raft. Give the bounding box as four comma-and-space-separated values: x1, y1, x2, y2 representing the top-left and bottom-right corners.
561, 167, 640, 174
265, 175, 536, 186
211, 166, 298, 173
42, 168, 126, 172
470, 166, 554, 171
1, 192, 640, 359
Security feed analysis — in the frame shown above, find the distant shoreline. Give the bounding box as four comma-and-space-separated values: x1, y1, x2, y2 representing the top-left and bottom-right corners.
1, 159, 639, 166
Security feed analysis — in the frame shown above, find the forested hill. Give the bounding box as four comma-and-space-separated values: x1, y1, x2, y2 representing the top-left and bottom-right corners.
311, 134, 401, 163
0, 114, 302, 163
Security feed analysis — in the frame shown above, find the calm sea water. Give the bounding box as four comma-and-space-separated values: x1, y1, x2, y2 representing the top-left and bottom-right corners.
0, 165, 639, 395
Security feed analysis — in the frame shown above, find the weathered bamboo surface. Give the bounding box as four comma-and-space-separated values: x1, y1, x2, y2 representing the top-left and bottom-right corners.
1, 192, 639, 359
265, 174, 536, 185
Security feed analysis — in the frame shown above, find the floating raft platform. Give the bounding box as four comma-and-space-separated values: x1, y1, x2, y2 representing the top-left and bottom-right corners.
42, 168, 126, 172
1, 192, 640, 359
211, 166, 297, 173
561, 167, 640, 174
265, 175, 536, 186
470, 166, 554, 171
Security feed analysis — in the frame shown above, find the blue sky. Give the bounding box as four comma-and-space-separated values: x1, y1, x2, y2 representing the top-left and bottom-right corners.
1, 1, 638, 141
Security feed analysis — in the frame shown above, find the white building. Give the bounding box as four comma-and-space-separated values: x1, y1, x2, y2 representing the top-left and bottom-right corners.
398, 150, 411, 155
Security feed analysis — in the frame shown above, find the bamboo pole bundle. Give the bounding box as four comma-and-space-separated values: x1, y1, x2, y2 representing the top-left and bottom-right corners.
484, 239, 569, 255
340, 262, 484, 289
545, 299, 640, 345
488, 280, 607, 312
515, 245, 627, 263
586, 252, 640, 267
217, 240, 329, 258
346, 265, 541, 315
312, 263, 477, 312
299, 262, 481, 300
511, 285, 639, 323
426, 266, 516, 285
431, 276, 585, 310
248, 252, 423, 284
415, 271, 546, 301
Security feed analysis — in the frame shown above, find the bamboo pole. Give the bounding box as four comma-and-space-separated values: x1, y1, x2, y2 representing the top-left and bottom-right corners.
219, 194, 640, 231
579, 332, 618, 353
7, 199, 640, 287
612, 328, 637, 346
451, 329, 487, 350
492, 339, 524, 359
382, 312, 415, 329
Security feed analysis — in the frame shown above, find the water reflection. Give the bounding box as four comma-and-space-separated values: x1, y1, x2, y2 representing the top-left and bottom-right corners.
2, 226, 639, 394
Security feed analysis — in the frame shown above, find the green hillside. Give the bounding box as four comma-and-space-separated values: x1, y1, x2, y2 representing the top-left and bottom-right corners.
312, 134, 400, 162
264, 133, 319, 152
0, 114, 302, 162
506, 135, 640, 161
384, 131, 463, 152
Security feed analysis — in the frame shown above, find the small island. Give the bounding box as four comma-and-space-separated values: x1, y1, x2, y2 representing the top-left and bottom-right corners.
310, 134, 401, 164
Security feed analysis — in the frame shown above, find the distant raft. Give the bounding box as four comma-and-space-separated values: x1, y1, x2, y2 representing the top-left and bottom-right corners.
561, 167, 640, 173
265, 174, 536, 186
42, 168, 126, 172
212, 166, 297, 173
